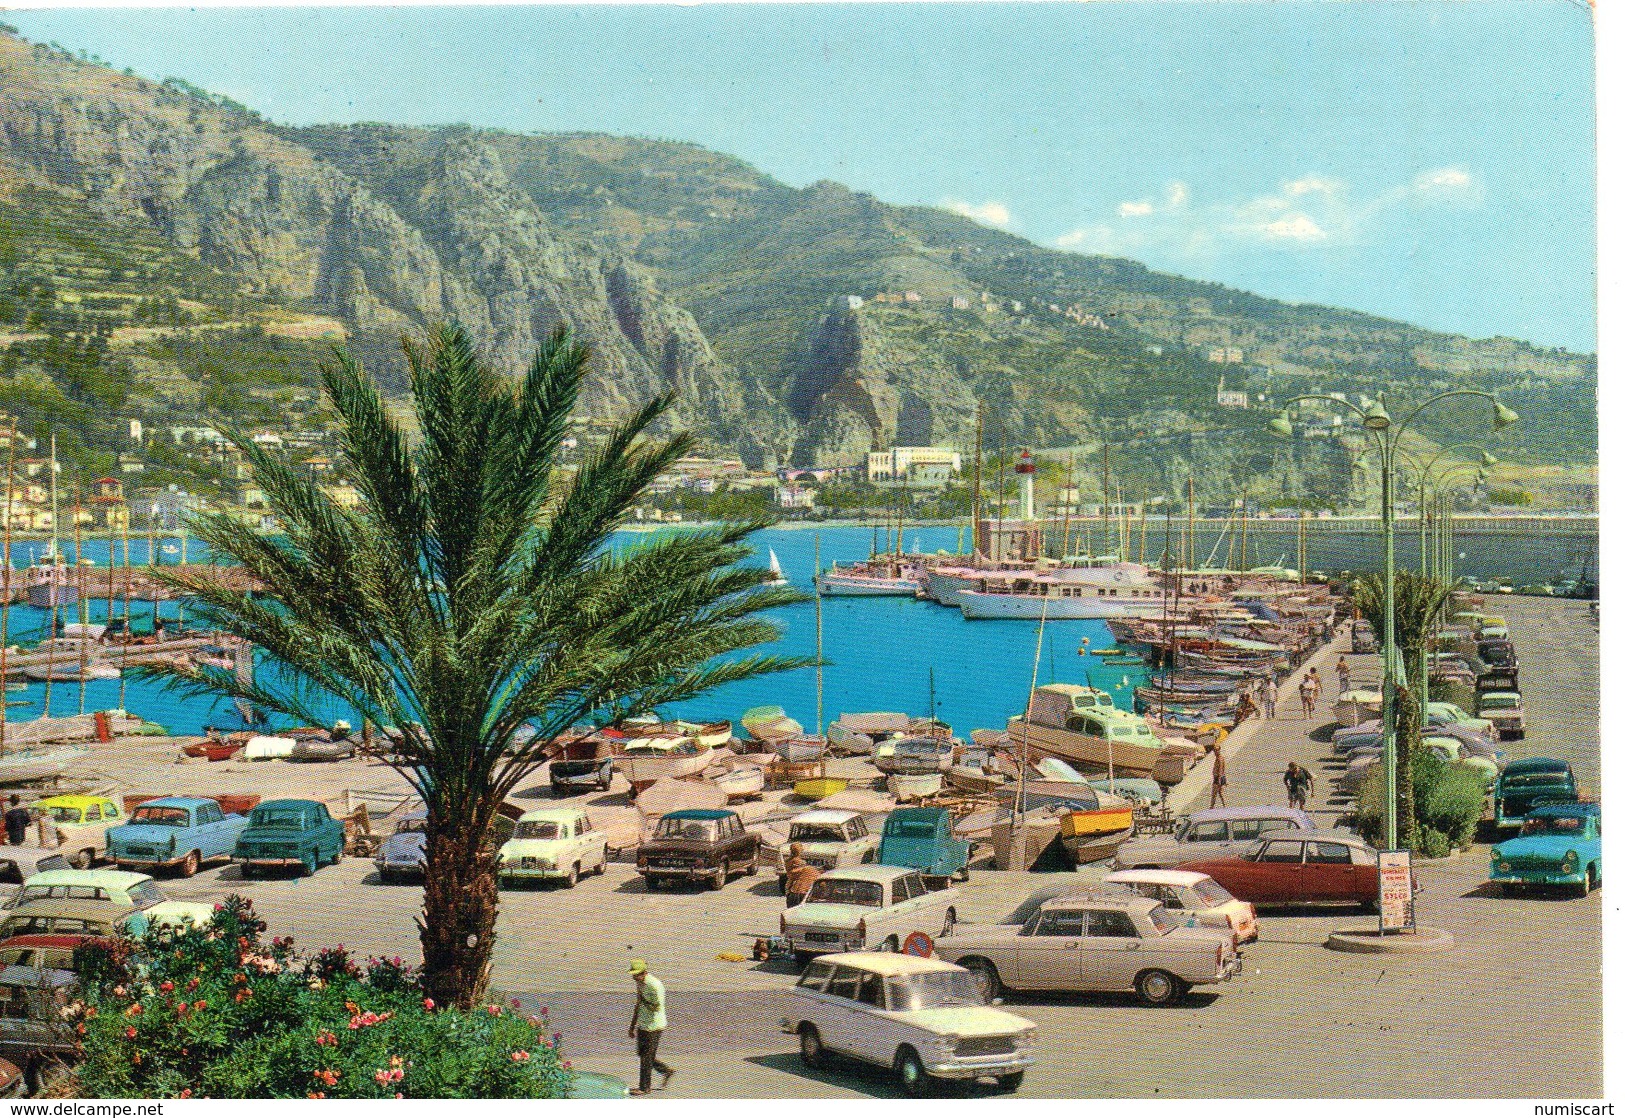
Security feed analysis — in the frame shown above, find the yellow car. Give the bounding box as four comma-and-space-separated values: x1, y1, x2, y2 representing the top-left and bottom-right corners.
31, 796, 124, 869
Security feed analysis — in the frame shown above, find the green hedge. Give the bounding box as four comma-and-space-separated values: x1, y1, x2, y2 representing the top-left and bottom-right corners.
1355, 748, 1488, 855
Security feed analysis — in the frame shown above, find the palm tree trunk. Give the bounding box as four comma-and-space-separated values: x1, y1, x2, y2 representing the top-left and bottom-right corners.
1394, 678, 1421, 849
419, 810, 500, 1010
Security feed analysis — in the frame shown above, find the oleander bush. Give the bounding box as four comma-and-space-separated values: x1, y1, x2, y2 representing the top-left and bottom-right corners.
66, 897, 573, 1099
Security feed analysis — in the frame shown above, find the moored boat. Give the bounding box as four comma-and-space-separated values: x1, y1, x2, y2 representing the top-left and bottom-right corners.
614, 736, 713, 792
711, 762, 766, 801
741, 705, 804, 743
886, 772, 943, 800
873, 735, 955, 774
0, 744, 89, 783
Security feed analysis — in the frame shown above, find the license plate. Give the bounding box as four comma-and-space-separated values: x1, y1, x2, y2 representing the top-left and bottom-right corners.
803, 931, 842, 944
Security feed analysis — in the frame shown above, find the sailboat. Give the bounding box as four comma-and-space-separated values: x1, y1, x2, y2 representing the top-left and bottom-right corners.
765, 548, 788, 587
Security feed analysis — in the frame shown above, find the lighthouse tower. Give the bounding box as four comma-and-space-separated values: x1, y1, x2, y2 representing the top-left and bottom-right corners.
1015, 448, 1036, 521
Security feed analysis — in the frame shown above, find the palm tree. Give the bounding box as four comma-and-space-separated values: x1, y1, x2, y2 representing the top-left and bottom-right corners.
142, 323, 810, 1008
1352, 569, 1454, 850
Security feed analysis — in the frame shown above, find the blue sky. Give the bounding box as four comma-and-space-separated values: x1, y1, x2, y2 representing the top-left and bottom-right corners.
6, 2, 1598, 351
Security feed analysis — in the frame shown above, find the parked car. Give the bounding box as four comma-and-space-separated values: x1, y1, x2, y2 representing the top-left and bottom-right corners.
4, 869, 214, 930
1112, 806, 1315, 870
783, 952, 1036, 1096
1350, 620, 1377, 654
876, 807, 970, 881
31, 795, 124, 869
374, 810, 514, 884
1490, 802, 1601, 897
772, 809, 880, 891
0, 849, 72, 887
1470, 639, 1519, 691
935, 893, 1239, 1006
1098, 869, 1258, 944
1474, 691, 1525, 741
105, 796, 249, 877
549, 753, 616, 795
779, 864, 958, 965
636, 809, 760, 891
1425, 702, 1496, 738
1178, 831, 1385, 908
0, 934, 93, 971
233, 799, 346, 878
0, 899, 132, 938
0, 962, 77, 1092
1338, 735, 1501, 795
497, 808, 609, 888
1493, 757, 1578, 830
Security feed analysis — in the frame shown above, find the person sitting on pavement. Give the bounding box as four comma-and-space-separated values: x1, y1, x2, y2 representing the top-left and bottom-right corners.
783, 842, 822, 907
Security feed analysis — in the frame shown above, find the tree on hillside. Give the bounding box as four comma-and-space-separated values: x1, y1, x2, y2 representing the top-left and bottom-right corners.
1351, 569, 1454, 850
141, 323, 809, 1008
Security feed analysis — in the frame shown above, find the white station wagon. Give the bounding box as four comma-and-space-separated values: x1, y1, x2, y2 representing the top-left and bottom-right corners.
779, 864, 958, 966
783, 952, 1036, 1096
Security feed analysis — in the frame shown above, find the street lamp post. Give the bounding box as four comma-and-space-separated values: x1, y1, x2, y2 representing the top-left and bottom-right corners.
1267, 390, 1515, 850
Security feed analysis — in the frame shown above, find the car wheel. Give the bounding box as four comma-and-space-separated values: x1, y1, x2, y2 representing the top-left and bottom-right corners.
180, 850, 200, 878
1135, 968, 1185, 1007
996, 1071, 1025, 1093
894, 1046, 932, 1098
302, 850, 319, 877
793, 950, 815, 969
942, 908, 957, 937
708, 865, 726, 890
744, 856, 759, 876
564, 863, 579, 889
596, 846, 609, 874
962, 958, 1002, 1002
798, 1024, 824, 1069
380, 868, 397, 885
1575, 867, 1594, 898
240, 863, 257, 880
71, 848, 94, 871
643, 875, 662, 892
879, 935, 900, 953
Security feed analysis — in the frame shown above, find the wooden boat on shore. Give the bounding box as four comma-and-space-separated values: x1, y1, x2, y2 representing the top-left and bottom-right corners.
0, 745, 89, 783
615, 735, 714, 793
1335, 689, 1384, 728
887, 772, 943, 801
794, 775, 849, 800
741, 705, 803, 744
874, 736, 955, 774
711, 762, 766, 801
626, 719, 733, 750
773, 736, 826, 763
182, 738, 244, 762
827, 712, 908, 755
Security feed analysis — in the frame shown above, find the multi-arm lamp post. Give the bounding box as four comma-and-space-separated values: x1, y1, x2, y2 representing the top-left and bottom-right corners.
1268, 391, 1516, 850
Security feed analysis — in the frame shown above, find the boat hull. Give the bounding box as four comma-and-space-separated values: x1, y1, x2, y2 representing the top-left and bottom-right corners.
815, 574, 919, 596
958, 592, 1132, 620
616, 745, 715, 791
1007, 718, 1194, 783
887, 773, 943, 800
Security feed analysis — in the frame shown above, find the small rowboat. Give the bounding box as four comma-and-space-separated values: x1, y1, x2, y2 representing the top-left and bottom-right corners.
741, 705, 804, 743
773, 736, 826, 763
794, 776, 849, 800
182, 739, 244, 763
712, 762, 766, 801
887, 772, 943, 801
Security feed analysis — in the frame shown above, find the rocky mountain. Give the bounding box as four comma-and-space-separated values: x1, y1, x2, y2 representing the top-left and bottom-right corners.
0, 30, 1595, 499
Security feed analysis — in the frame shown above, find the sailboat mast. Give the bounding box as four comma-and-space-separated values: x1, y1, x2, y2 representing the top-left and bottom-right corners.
1186, 476, 1196, 572
119, 517, 132, 712
0, 437, 14, 757
970, 404, 983, 559
1100, 443, 1110, 557
73, 485, 87, 715
1059, 453, 1075, 560
1238, 489, 1248, 573
814, 532, 824, 739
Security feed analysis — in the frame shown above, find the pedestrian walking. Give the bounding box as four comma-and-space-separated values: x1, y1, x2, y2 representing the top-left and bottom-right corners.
627, 959, 674, 1095
1262, 676, 1278, 719
1335, 656, 1350, 694
4, 795, 29, 846
1299, 676, 1315, 720
783, 842, 821, 907
1307, 667, 1323, 712
1208, 743, 1228, 808
1283, 762, 1314, 810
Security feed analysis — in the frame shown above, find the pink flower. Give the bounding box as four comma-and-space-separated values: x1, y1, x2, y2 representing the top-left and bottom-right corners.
511, 998, 521, 1009
176, 1002, 188, 1015
160, 981, 174, 993
125, 1026, 137, 1039
511, 1050, 530, 1063
422, 997, 435, 1012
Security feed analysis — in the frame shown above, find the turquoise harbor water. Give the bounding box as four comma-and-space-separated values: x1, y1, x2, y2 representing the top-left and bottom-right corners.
0, 524, 1591, 739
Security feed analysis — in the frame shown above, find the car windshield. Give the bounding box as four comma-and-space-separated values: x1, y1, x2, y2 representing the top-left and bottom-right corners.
1480, 646, 1514, 664
1521, 815, 1586, 836
515, 821, 561, 840
886, 971, 984, 1011
395, 819, 428, 835
251, 810, 309, 828
656, 819, 718, 843
805, 878, 883, 907
1193, 879, 1237, 905
131, 806, 189, 827
128, 881, 165, 909
790, 824, 848, 844
1146, 904, 1179, 934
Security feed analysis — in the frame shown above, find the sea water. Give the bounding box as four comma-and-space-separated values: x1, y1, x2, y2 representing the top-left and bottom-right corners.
0, 524, 1588, 739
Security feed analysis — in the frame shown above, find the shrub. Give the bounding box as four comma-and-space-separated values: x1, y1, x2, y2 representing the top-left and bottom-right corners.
1353, 748, 1488, 854
67, 898, 572, 1099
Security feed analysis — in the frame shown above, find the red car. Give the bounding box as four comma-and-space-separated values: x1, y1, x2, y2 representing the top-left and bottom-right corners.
1177, 831, 1381, 908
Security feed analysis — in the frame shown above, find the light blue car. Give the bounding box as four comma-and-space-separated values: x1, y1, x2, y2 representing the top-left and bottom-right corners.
105, 797, 249, 877
1490, 802, 1601, 898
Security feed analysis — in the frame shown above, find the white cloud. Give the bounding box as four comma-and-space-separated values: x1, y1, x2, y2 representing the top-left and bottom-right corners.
1284, 174, 1340, 197
1117, 200, 1155, 218
942, 198, 1013, 228
1260, 214, 1327, 241
1414, 167, 1474, 193
1114, 181, 1189, 220
1166, 181, 1190, 208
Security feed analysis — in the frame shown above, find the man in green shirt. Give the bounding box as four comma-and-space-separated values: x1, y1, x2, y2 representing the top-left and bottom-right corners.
627, 959, 674, 1095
